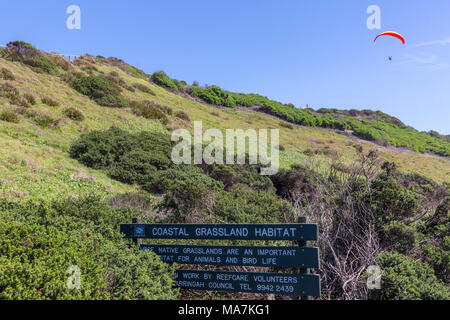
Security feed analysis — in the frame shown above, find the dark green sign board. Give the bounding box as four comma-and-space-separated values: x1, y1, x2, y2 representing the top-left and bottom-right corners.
174, 270, 321, 297
121, 221, 321, 298
120, 223, 317, 241
141, 244, 319, 268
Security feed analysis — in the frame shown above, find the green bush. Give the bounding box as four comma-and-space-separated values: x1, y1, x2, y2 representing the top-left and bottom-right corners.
383, 221, 418, 254
151, 71, 179, 91
422, 198, 450, 238
72, 75, 119, 99
0, 67, 15, 80
41, 96, 60, 107
0, 218, 108, 299
23, 56, 59, 75
421, 238, 450, 284
107, 150, 163, 185
0, 110, 19, 123
130, 100, 168, 123
70, 127, 135, 169
20, 109, 57, 128
0, 83, 30, 108
63, 107, 85, 121
144, 166, 224, 221
133, 83, 156, 95
369, 174, 421, 226
174, 110, 191, 122
71, 76, 128, 108
23, 93, 36, 105
215, 184, 294, 223
70, 127, 174, 170
7, 41, 36, 49
376, 251, 449, 300
0, 82, 20, 100
204, 163, 274, 192
0, 196, 179, 300
96, 94, 130, 108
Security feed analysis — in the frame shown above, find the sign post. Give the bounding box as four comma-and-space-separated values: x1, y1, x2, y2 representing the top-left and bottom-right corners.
132, 217, 142, 247
121, 219, 321, 299
297, 216, 311, 300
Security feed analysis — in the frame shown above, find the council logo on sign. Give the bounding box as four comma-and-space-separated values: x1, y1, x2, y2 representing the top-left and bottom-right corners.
134, 226, 145, 237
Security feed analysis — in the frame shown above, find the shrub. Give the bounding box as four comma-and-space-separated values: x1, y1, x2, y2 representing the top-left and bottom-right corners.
0, 110, 19, 123
133, 83, 156, 95
422, 198, 450, 238
70, 127, 174, 170
204, 163, 274, 192
280, 121, 294, 129
421, 239, 450, 284
41, 96, 60, 107
0, 196, 179, 300
0, 68, 15, 80
109, 71, 119, 78
7, 41, 35, 49
215, 184, 294, 223
0, 83, 30, 107
151, 71, 179, 91
174, 110, 190, 122
130, 100, 168, 123
189, 85, 229, 106
23, 93, 36, 105
383, 221, 418, 254
0, 218, 108, 299
376, 251, 449, 300
20, 109, 57, 128
71, 76, 128, 108
23, 56, 59, 75
107, 150, 162, 185
70, 127, 135, 169
0, 83, 19, 100
369, 174, 421, 226
106, 72, 126, 87
63, 107, 85, 121
72, 75, 119, 99
96, 94, 130, 108
144, 166, 224, 221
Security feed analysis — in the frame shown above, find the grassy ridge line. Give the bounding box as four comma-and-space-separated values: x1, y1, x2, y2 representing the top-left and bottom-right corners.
149, 72, 450, 157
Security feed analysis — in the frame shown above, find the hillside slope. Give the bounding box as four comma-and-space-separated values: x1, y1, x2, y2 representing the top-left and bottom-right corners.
0, 43, 448, 204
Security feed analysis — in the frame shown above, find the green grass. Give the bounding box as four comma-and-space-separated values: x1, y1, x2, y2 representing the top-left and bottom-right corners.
0, 51, 448, 207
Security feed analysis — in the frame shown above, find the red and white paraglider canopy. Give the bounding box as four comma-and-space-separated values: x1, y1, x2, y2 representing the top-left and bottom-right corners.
374, 31, 405, 44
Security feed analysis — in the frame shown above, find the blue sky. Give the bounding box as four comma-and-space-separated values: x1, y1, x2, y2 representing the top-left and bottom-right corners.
1, 0, 449, 133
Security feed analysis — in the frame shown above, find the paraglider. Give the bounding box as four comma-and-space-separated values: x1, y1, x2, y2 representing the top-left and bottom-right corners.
374, 31, 405, 44
374, 31, 405, 61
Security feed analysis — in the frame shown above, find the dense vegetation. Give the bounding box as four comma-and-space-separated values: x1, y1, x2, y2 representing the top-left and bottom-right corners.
69, 127, 290, 224
0, 195, 178, 299
67, 127, 449, 300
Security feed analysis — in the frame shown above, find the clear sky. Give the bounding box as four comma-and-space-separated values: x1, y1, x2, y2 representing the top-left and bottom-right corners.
1, 0, 449, 133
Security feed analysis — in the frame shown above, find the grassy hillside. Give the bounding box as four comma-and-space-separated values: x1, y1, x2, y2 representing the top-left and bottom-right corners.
150, 71, 450, 157
0, 44, 448, 204
0, 42, 448, 300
